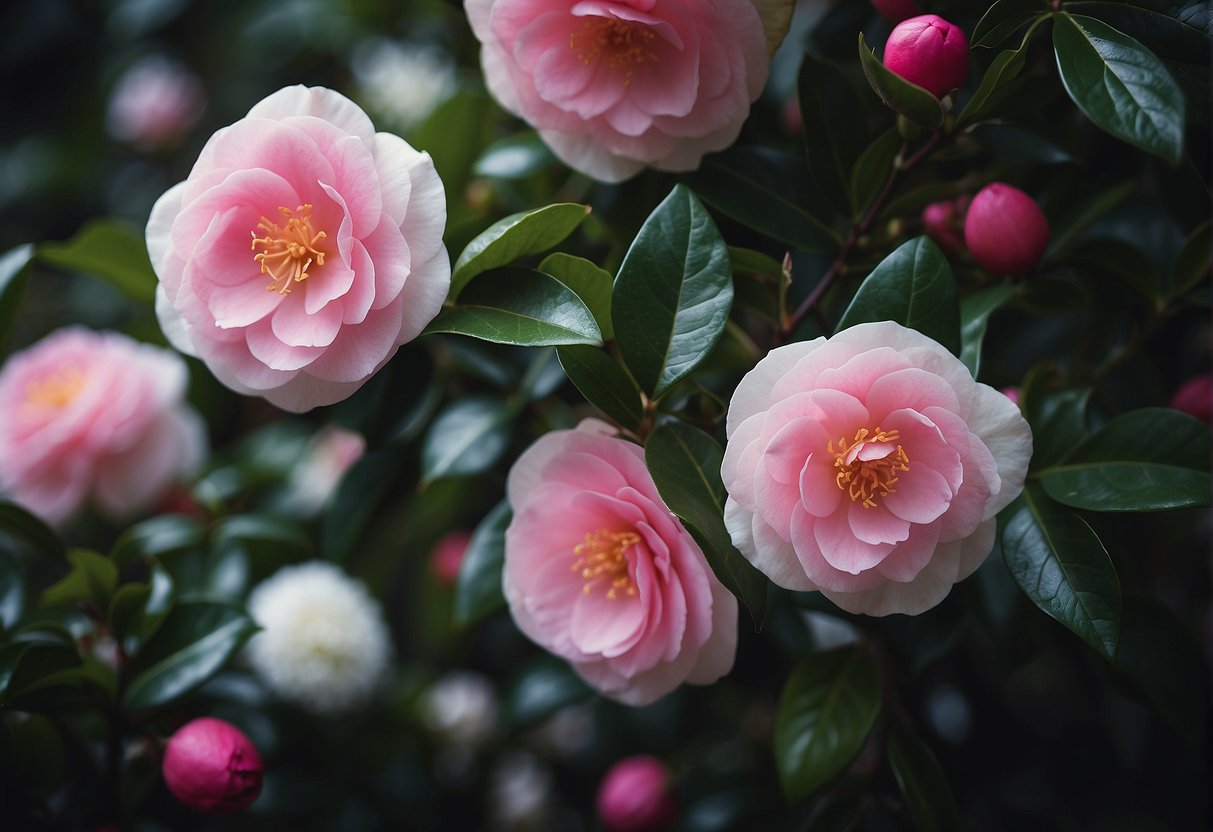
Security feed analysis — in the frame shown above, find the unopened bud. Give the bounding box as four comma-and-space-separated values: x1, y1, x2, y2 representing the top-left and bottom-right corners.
964, 183, 1050, 275
883, 15, 970, 98
872, 0, 923, 25
1001, 387, 1021, 407
163, 718, 263, 815
430, 530, 472, 587
596, 755, 678, 832
921, 198, 965, 257
1170, 376, 1212, 422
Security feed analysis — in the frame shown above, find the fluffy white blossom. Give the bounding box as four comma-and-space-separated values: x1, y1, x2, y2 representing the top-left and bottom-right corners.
246, 561, 392, 714
352, 39, 456, 132
420, 671, 498, 748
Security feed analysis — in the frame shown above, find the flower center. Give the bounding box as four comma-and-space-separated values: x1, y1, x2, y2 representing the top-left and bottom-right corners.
828, 427, 910, 509
250, 204, 327, 295
572, 528, 639, 600
24, 366, 86, 411
569, 18, 658, 85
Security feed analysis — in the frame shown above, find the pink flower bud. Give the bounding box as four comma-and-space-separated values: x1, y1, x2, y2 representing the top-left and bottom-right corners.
596, 755, 678, 832
1001, 387, 1021, 407
964, 183, 1051, 275
1170, 376, 1213, 422
883, 14, 970, 98
922, 199, 965, 257
163, 718, 263, 815
431, 530, 472, 586
872, 0, 923, 25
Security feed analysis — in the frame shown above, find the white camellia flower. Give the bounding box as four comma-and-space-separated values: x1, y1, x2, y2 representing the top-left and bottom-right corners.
246, 561, 392, 714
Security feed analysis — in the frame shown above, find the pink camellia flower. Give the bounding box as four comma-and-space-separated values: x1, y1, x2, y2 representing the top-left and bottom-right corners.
721, 321, 1032, 616
1170, 375, 1212, 422
464, 0, 776, 183
0, 328, 206, 527
147, 85, 449, 412
431, 529, 473, 586
872, 0, 923, 25
964, 182, 1050, 275
504, 421, 737, 705
107, 56, 206, 151
883, 14, 969, 98
163, 717, 263, 815
596, 755, 678, 832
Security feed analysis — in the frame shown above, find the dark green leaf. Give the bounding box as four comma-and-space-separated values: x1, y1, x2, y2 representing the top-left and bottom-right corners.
645, 422, 768, 626
0, 549, 24, 633
0, 641, 81, 703
958, 19, 1047, 126
107, 583, 151, 645
798, 55, 867, 216
849, 129, 900, 221
613, 185, 734, 398
1039, 408, 1211, 511
505, 659, 591, 730
38, 220, 157, 302
972, 0, 1050, 48
0, 244, 34, 354
959, 285, 1018, 378
422, 395, 518, 483
836, 236, 961, 354
887, 729, 961, 832
454, 500, 511, 627
426, 267, 602, 347
121, 601, 258, 713
774, 647, 882, 802
858, 32, 944, 128
0, 501, 66, 562
110, 515, 206, 571
450, 204, 591, 299
1053, 13, 1186, 164
322, 445, 409, 564
540, 252, 614, 340
1071, 238, 1161, 298
1170, 220, 1211, 296
212, 514, 313, 561
1114, 596, 1206, 743
5, 659, 115, 712
1025, 386, 1092, 471
1002, 485, 1122, 660
40, 549, 118, 610
473, 131, 555, 179
1045, 180, 1135, 259
557, 345, 644, 430
682, 148, 840, 255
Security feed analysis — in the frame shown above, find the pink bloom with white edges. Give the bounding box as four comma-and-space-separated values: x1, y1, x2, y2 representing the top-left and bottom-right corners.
464, 0, 771, 183
0, 328, 206, 526
504, 422, 737, 705
147, 85, 449, 412
722, 322, 1031, 616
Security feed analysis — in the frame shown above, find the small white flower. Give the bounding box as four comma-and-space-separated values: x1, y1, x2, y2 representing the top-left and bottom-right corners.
490, 752, 552, 831
420, 671, 498, 748
246, 561, 392, 714
351, 39, 456, 132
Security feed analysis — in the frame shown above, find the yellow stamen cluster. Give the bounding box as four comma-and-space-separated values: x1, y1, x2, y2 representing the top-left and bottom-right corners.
569, 18, 658, 85
24, 366, 86, 411
250, 204, 327, 295
572, 528, 640, 600
828, 427, 910, 509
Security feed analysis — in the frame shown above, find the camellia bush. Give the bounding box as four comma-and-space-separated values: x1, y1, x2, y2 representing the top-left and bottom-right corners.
0, 0, 1208, 829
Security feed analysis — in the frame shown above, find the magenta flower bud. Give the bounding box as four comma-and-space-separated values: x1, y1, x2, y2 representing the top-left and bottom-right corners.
1001, 387, 1021, 407
1170, 376, 1213, 422
163, 718, 263, 815
883, 14, 970, 98
922, 199, 965, 257
596, 755, 678, 832
964, 183, 1051, 275
872, 0, 923, 25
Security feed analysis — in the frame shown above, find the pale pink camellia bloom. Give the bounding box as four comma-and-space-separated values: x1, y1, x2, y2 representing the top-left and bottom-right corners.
504, 421, 738, 705
883, 14, 969, 98
722, 321, 1032, 616
596, 755, 679, 832
964, 183, 1050, 276
464, 0, 775, 183
107, 56, 206, 151
147, 85, 449, 412
0, 328, 206, 527
163, 717, 264, 815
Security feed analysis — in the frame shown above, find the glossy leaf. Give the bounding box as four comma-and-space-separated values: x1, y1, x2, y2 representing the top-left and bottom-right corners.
505, 659, 591, 730
972, 0, 1049, 48
539, 252, 614, 340
0, 501, 66, 563
557, 345, 644, 430
1039, 408, 1211, 511
849, 129, 900, 221
888, 729, 961, 832
1053, 14, 1186, 164
774, 646, 882, 802
958, 19, 1046, 127
213, 514, 313, 560
959, 284, 1018, 378
450, 203, 591, 299
110, 515, 206, 571
798, 55, 866, 216
0, 243, 33, 353
1114, 596, 1206, 743
121, 601, 258, 713
40, 549, 118, 610
858, 32, 944, 128
613, 185, 734, 398
836, 236, 961, 354
427, 267, 602, 347
421, 395, 518, 483
1026, 387, 1092, 471
107, 583, 151, 646
0, 549, 25, 633
1170, 220, 1211, 296
645, 422, 768, 626
322, 445, 410, 564
0, 642, 82, 703
1002, 485, 1122, 660
38, 220, 157, 302
473, 131, 555, 179
454, 500, 511, 627
412, 88, 493, 215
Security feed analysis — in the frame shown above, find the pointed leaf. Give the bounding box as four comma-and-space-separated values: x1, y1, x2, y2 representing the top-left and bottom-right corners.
421, 395, 518, 483
887, 728, 961, 832
40, 549, 118, 610
958, 18, 1047, 126
110, 515, 206, 570
454, 500, 511, 627
1170, 220, 1211, 297
557, 345, 644, 430
450, 204, 591, 299
858, 32, 944, 128
0, 501, 66, 563
0, 244, 34, 354
849, 128, 901, 221
38, 220, 157, 302
972, 0, 1050, 48
959, 284, 1018, 378
798, 55, 866, 216
540, 252, 614, 340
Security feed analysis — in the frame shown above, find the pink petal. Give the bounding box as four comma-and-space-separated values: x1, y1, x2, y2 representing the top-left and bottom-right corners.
270, 295, 343, 348
875, 520, 942, 582
847, 500, 911, 546
812, 508, 894, 574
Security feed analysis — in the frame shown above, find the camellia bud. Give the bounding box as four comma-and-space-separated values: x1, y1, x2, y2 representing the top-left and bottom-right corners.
883, 15, 970, 98
430, 530, 472, 587
163, 718, 263, 815
1001, 387, 1021, 407
922, 199, 965, 257
596, 755, 678, 832
872, 0, 923, 25
964, 183, 1051, 275
1170, 375, 1212, 422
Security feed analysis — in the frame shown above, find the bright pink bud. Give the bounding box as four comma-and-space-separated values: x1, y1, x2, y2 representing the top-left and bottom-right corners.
883, 14, 970, 98
964, 183, 1051, 275
163, 718, 263, 815
431, 530, 472, 587
922, 199, 965, 257
872, 0, 923, 25
596, 755, 678, 832
1170, 376, 1213, 422
1001, 387, 1021, 407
